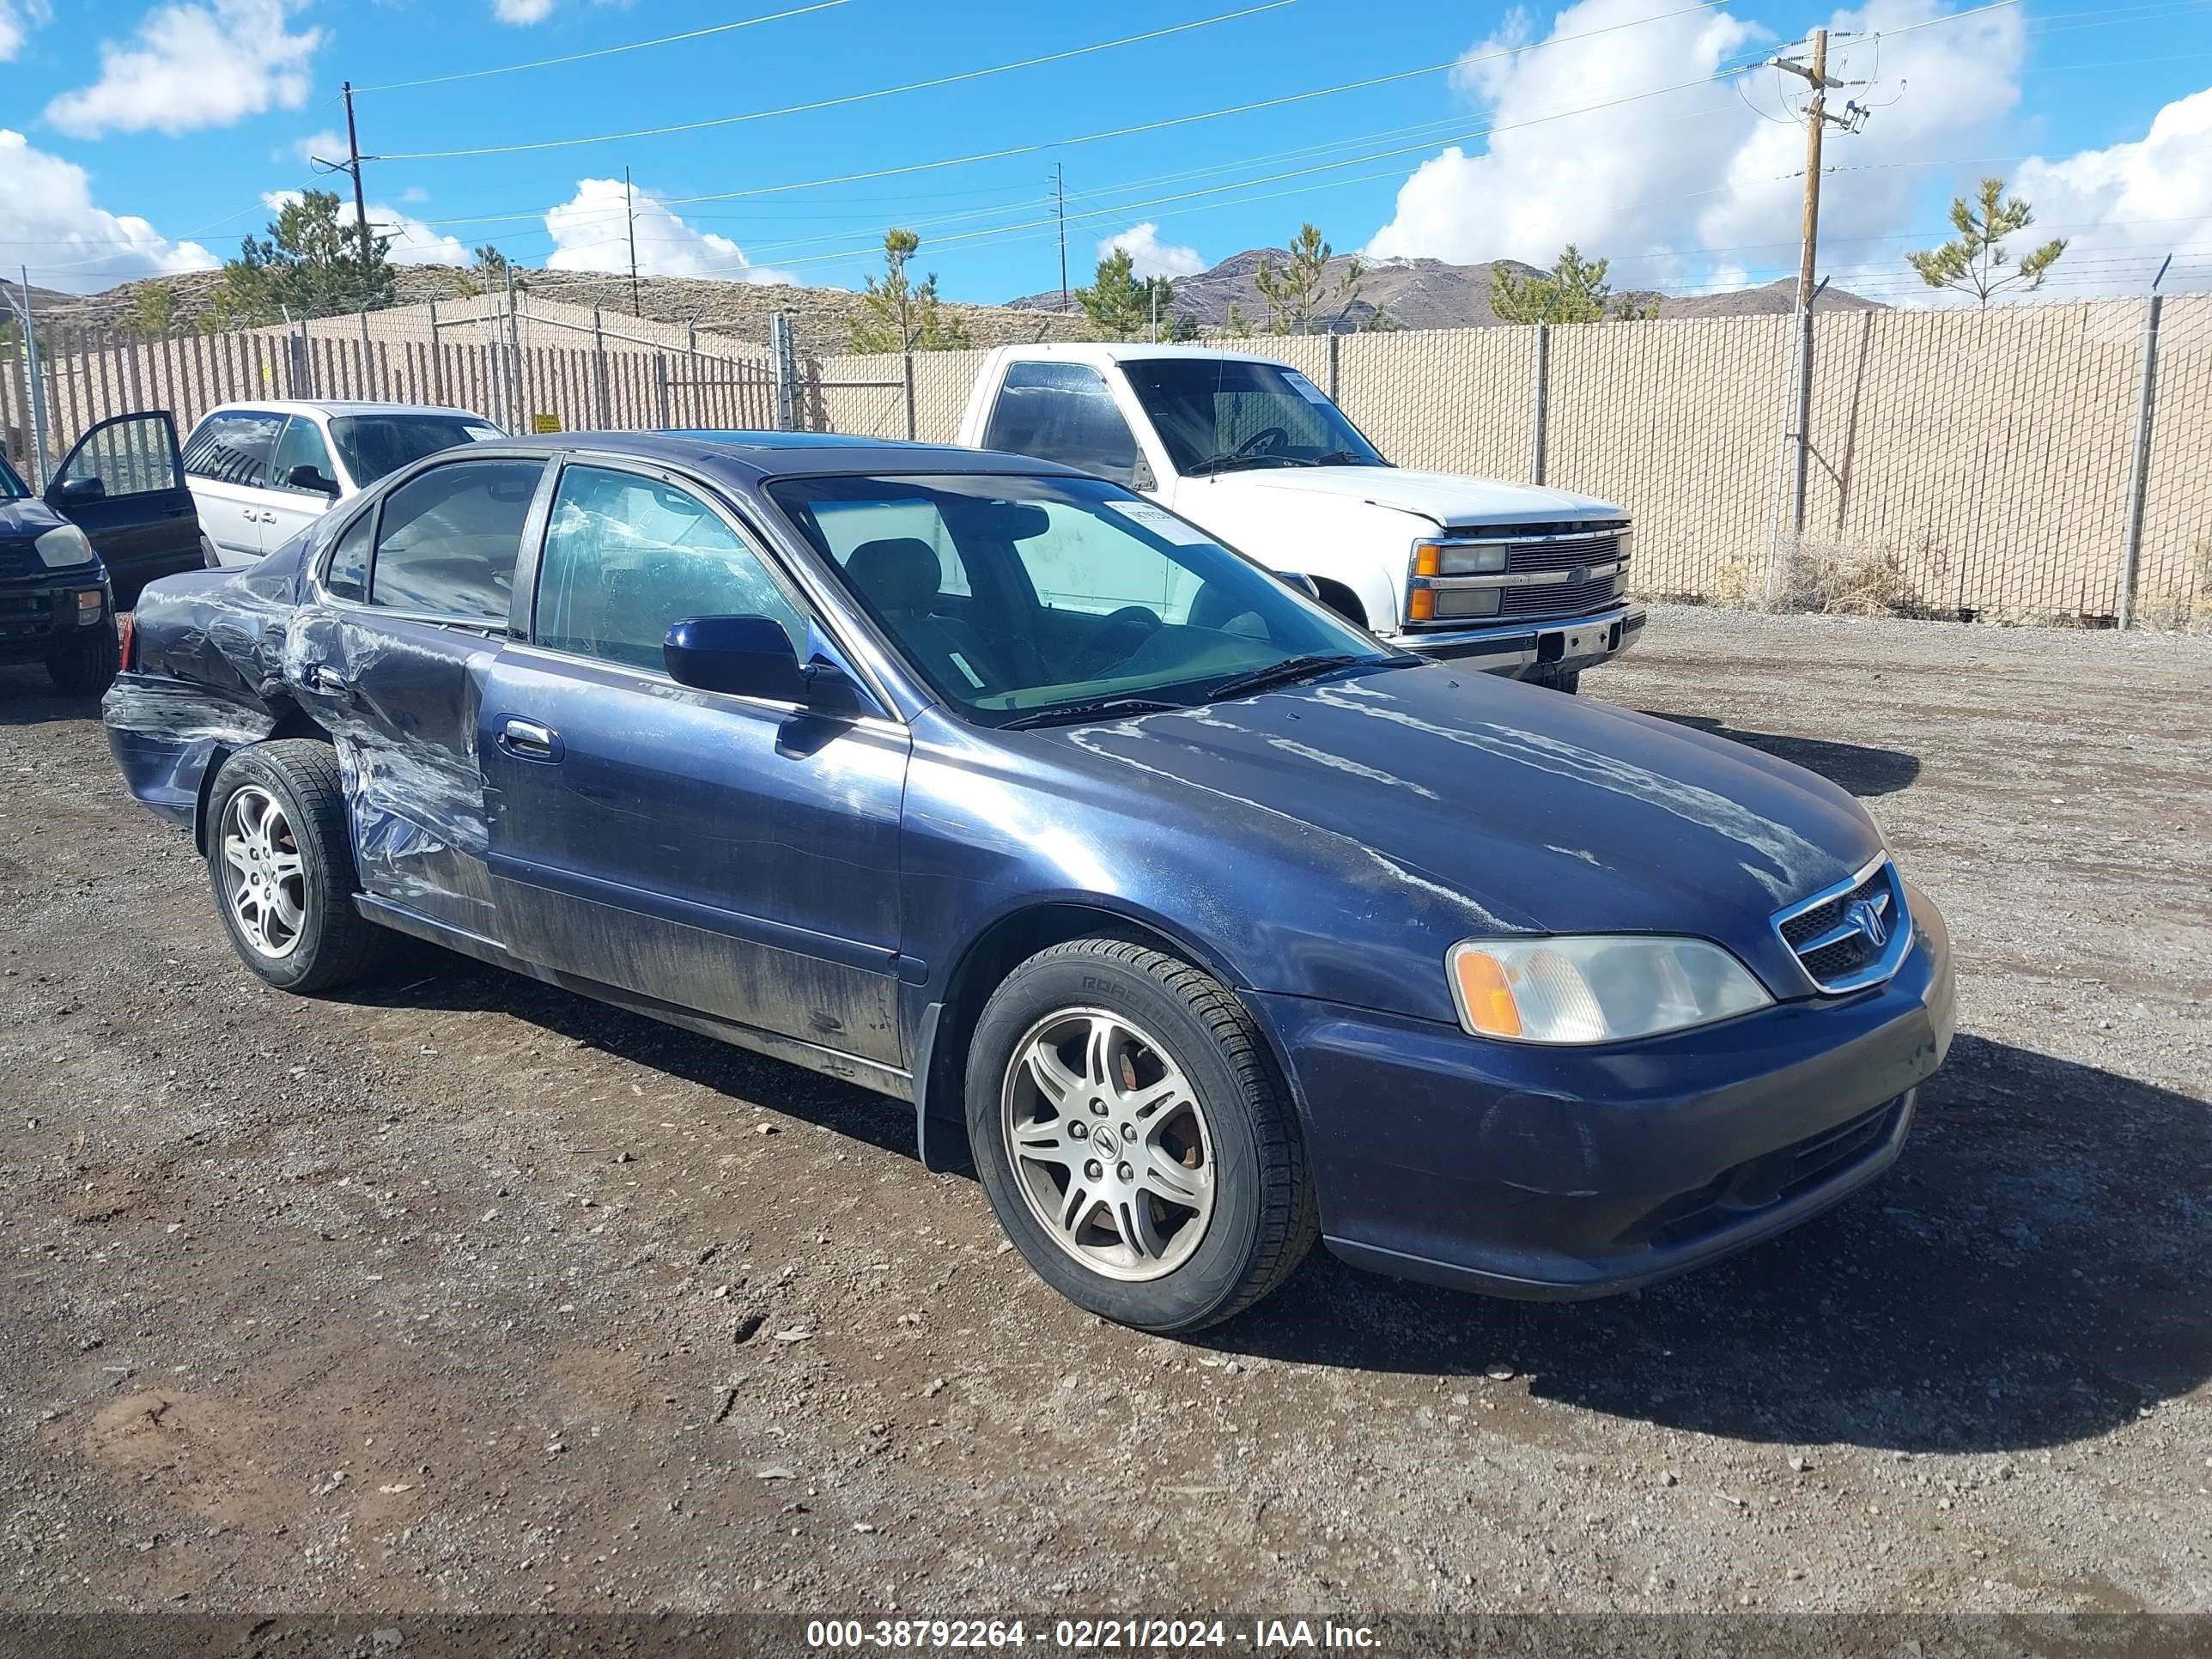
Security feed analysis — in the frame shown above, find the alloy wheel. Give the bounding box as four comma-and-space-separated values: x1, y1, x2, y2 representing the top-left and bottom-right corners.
1000, 1007, 1217, 1282
218, 785, 308, 959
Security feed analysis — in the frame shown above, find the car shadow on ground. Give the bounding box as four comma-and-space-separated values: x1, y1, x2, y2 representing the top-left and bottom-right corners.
0, 665, 98, 726
342, 949, 925, 1163
1641, 711, 1921, 797
1206, 1034, 2211, 1455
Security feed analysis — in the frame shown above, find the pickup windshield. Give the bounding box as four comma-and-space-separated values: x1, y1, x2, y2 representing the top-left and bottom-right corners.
769, 471, 1392, 725
1121, 357, 1388, 475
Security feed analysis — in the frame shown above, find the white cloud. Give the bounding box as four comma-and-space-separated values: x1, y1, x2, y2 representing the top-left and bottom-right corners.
46, 0, 320, 138
0, 0, 52, 61
494, 0, 556, 22
0, 129, 217, 293
289, 128, 346, 166
259, 188, 472, 268
1365, 0, 2030, 300
543, 178, 792, 283
2009, 88, 2212, 286
1097, 222, 1206, 280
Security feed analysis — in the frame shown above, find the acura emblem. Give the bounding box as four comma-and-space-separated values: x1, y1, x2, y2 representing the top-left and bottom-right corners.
1846, 897, 1889, 948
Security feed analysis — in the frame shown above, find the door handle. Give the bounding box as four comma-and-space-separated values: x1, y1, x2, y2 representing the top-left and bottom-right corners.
301, 662, 352, 699
499, 717, 561, 762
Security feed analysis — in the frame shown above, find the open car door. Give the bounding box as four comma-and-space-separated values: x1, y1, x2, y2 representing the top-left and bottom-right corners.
46, 412, 205, 608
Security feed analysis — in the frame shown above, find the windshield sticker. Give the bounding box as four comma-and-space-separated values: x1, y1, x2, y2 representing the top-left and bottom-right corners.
946, 652, 987, 689
1281, 370, 1334, 406
1104, 500, 1213, 546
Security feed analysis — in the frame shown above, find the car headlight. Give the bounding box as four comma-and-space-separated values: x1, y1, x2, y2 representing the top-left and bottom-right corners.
36, 525, 96, 569
1447, 935, 1771, 1044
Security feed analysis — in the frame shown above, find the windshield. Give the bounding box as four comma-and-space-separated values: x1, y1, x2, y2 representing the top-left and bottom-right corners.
1121, 357, 1388, 474
769, 472, 1391, 724
329, 414, 503, 488
0, 451, 27, 500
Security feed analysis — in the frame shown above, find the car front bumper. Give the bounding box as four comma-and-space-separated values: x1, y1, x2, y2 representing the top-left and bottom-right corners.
0, 573, 112, 667
1385, 603, 1644, 676
1246, 883, 1954, 1300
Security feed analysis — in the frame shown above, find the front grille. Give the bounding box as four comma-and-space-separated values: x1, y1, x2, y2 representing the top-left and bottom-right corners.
1638, 1092, 1911, 1249
1500, 572, 1623, 617
1774, 860, 1910, 992
0, 541, 38, 581
0, 591, 60, 639
1784, 1097, 1905, 1192
1420, 522, 1631, 627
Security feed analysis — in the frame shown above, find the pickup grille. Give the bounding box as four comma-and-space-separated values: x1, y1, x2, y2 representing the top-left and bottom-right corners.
1774, 860, 1911, 993
1417, 521, 1630, 628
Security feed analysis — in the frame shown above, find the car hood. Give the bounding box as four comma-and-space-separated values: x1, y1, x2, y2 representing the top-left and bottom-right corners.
0, 496, 104, 580
1199, 465, 1623, 526
0, 495, 70, 542
1036, 662, 1880, 979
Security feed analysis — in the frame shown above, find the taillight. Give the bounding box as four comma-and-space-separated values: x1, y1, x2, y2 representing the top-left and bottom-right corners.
116, 612, 136, 672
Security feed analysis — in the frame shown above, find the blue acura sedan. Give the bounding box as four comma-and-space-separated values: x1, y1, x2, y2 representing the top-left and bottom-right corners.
103, 432, 1954, 1333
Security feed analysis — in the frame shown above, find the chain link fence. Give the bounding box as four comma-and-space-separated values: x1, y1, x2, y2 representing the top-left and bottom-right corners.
5, 287, 2206, 630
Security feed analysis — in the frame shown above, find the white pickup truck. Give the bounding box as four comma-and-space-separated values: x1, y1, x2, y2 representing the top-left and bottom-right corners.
954, 343, 1643, 690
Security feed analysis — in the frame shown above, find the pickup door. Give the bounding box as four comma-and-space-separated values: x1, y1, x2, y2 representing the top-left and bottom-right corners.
45, 412, 204, 606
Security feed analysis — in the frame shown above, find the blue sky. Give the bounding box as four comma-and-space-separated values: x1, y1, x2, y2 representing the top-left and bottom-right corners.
5, 0, 2212, 305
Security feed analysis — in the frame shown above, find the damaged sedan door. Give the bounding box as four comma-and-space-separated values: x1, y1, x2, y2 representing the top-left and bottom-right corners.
291, 454, 554, 940
478, 460, 910, 1075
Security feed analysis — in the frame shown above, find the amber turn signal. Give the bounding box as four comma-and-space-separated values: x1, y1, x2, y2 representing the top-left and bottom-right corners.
1449, 946, 1523, 1038
1407, 588, 1437, 623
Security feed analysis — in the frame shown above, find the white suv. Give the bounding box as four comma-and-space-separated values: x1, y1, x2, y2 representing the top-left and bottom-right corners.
182, 400, 505, 568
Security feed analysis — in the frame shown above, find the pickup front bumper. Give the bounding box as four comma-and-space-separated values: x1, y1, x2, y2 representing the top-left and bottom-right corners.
1387, 604, 1644, 678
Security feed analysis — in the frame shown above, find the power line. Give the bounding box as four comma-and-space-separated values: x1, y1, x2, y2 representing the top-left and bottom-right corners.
354, 0, 850, 93
374, 1, 1301, 161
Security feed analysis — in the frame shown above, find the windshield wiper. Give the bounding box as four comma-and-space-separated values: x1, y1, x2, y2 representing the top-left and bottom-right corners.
1307, 449, 1376, 467
1183, 453, 1299, 477
1206, 653, 1375, 701
1000, 696, 1185, 731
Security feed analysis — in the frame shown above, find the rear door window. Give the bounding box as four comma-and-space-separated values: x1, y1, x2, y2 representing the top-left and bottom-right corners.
368, 458, 544, 623
182, 410, 284, 488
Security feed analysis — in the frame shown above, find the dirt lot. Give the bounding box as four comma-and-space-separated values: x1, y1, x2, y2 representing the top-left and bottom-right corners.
2, 606, 2208, 1625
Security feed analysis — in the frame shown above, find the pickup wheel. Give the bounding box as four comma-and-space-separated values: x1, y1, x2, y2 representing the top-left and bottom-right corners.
46, 623, 119, 697
967, 937, 1318, 1333
204, 740, 385, 994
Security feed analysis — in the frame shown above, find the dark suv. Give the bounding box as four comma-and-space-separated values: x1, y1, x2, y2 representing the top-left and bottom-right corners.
2, 412, 204, 695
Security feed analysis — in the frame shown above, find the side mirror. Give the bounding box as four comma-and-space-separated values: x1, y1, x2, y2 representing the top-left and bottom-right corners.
53, 476, 106, 504
664, 615, 805, 701
1277, 571, 1322, 599
289, 465, 340, 497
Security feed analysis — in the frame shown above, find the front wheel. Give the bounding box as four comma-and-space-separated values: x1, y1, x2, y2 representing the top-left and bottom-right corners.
46, 623, 119, 696
204, 740, 385, 994
967, 937, 1318, 1333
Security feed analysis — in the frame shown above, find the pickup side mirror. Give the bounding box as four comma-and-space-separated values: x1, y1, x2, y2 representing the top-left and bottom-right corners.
52, 475, 106, 504
1277, 571, 1322, 599
665, 615, 805, 702
288, 464, 341, 497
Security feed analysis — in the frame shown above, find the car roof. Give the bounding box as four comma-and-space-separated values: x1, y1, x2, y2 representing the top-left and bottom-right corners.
495, 429, 1087, 483
201, 399, 491, 420
990, 342, 1304, 368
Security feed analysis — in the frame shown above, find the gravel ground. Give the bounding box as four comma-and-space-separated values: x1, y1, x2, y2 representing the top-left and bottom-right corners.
1, 605, 2208, 1622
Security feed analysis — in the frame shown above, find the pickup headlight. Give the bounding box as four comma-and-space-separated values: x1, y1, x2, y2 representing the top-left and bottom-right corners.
36, 525, 96, 569
1411, 538, 1507, 577
1447, 936, 1771, 1043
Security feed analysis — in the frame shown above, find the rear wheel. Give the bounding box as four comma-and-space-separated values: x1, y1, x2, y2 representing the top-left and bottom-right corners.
46, 623, 119, 696
967, 937, 1317, 1333
205, 740, 384, 994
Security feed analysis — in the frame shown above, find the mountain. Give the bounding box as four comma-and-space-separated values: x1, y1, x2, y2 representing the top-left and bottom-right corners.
1009, 252, 1884, 331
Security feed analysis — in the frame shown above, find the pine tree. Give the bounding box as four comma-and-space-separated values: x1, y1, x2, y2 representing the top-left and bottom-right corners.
849, 228, 971, 353
1908, 178, 2067, 305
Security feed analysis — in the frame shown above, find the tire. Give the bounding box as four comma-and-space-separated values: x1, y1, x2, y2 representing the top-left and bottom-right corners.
46, 623, 119, 697
204, 739, 385, 994
1529, 668, 1581, 694
967, 937, 1318, 1333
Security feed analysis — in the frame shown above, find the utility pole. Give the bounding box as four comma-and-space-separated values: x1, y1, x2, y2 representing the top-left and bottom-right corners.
1054, 163, 1069, 313
1772, 28, 1863, 538
340, 82, 374, 287
624, 165, 641, 318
